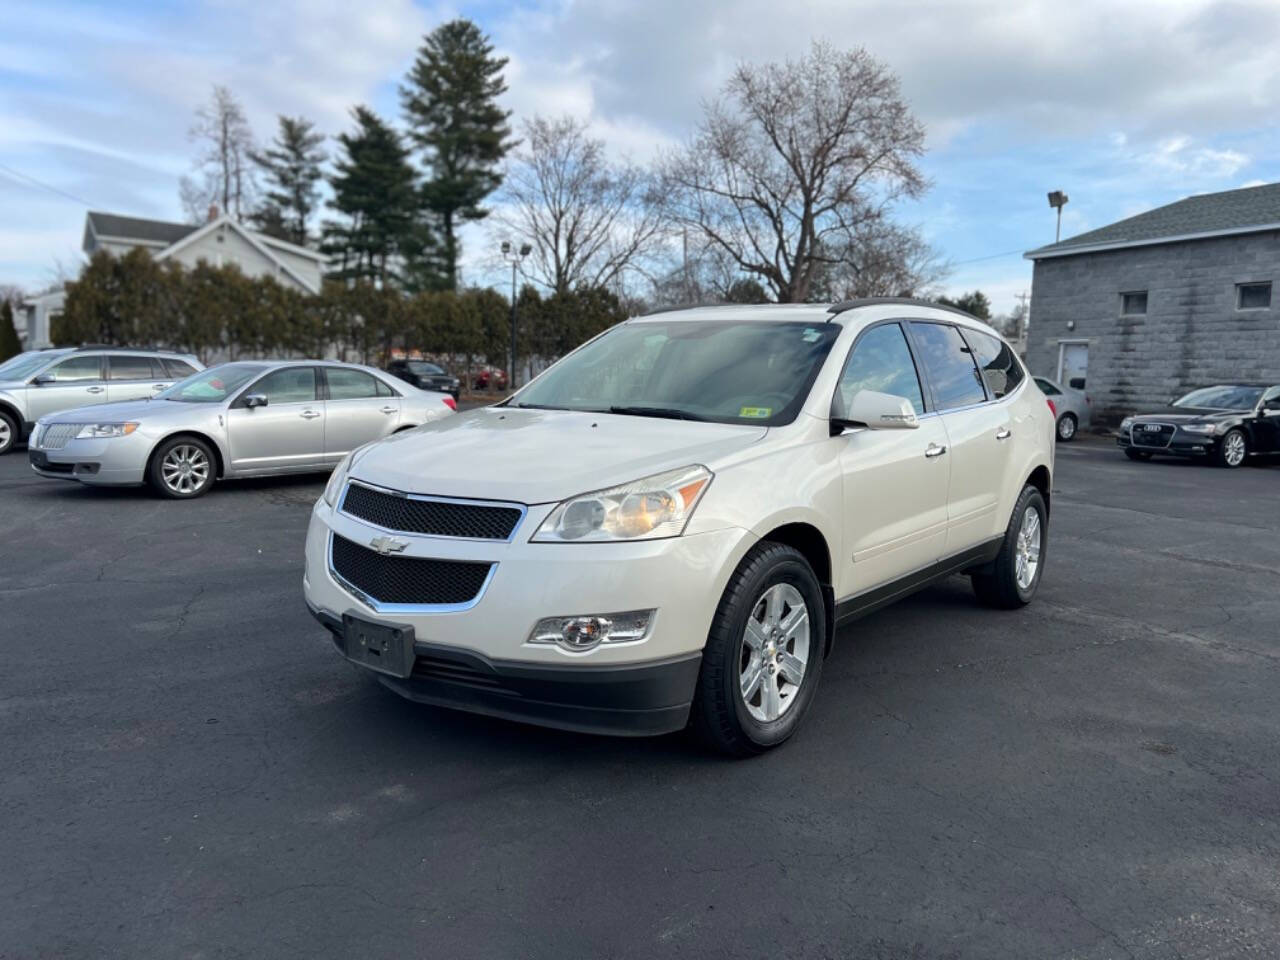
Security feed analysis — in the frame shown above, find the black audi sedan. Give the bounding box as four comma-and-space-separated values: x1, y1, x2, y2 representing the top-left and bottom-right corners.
1117, 383, 1280, 467
385, 359, 461, 399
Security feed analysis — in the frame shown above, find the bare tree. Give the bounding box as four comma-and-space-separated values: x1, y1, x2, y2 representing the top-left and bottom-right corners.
660, 42, 927, 303
496, 115, 667, 295
812, 222, 949, 301
179, 85, 258, 222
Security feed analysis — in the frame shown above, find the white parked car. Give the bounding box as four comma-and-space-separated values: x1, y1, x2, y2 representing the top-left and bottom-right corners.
304, 301, 1055, 755
1034, 376, 1091, 441
28, 360, 456, 498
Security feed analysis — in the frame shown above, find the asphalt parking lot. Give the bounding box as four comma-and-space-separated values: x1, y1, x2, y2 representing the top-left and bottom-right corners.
2, 440, 1278, 960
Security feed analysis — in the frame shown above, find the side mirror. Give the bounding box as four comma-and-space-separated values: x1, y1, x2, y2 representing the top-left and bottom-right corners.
831, 390, 920, 434
243, 393, 268, 409
32, 373, 55, 385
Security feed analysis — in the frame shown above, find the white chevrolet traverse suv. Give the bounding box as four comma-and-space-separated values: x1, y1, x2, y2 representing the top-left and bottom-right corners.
304, 300, 1054, 755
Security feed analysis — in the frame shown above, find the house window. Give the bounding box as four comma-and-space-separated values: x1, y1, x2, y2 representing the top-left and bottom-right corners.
1237, 282, 1272, 310
1120, 291, 1147, 315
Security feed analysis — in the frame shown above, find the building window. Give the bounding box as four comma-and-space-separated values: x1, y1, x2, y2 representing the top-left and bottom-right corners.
1237, 282, 1272, 310
1120, 291, 1147, 315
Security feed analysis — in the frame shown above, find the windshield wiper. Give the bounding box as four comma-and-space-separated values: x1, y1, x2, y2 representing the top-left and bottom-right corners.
608, 405, 711, 422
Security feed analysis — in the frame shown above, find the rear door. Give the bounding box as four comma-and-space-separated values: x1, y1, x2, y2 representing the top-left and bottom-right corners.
226, 366, 326, 473
320, 367, 401, 462
908, 322, 1015, 555
26, 354, 107, 420
106, 355, 171, 403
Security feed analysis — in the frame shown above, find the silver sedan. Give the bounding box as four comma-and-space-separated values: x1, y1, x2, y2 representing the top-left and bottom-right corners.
1034, 376, 1091, 441
28, 360, 457, 498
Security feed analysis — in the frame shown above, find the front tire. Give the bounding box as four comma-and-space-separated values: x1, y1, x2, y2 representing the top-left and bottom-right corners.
0, 410, 16, 455
691, 542, 826, 757
1216, 429, 1247, 468
149, 436, 216, 499
971, 485, 1047, 609
1055, 413, 1077, 441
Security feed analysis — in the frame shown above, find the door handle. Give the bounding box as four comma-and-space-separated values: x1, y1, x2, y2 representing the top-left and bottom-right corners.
380, 406, 397, 414
996, 427, 1012, 441
925, 442, 948, 458
86, 386, 105, 394
153, 383, 170, 391
300, 410, 321, 420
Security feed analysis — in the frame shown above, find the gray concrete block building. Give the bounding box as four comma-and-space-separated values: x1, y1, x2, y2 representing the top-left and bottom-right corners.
1025, 183, 1279, 425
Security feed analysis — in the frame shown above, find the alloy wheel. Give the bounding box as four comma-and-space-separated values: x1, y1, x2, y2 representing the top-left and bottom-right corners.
1223, 432, 1246, 467
0, 418, 11, 452
161, 444, 211, 495
1015, 506, 1042, 590
1057, 415, 1076, 440
739, 582, 810, 723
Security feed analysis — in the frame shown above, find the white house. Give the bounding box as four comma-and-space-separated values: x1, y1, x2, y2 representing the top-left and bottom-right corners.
18, 211, 327, 347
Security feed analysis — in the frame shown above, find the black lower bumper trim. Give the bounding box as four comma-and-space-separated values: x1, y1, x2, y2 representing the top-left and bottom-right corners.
310, 605, 701, 737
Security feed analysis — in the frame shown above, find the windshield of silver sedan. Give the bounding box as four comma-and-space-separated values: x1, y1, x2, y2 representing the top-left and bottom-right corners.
157, 363, 266, 403
1173, 385, 1264, 410
509, 320, 841, 426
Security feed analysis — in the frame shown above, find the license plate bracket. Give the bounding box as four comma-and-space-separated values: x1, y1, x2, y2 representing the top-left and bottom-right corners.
342, 613, 415, 678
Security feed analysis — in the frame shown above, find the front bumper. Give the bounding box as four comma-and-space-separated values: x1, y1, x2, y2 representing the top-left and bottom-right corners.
28, 430, 151, 485
1116, 432, 1216, 457
303, 496, 756, 735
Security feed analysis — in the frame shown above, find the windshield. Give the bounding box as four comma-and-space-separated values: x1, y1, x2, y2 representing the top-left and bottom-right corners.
510, 320, 841, 426
1173, 385, 1264, 410
406, 361, 445, 375
0, 350, 66, 381
157, 363, 266, 403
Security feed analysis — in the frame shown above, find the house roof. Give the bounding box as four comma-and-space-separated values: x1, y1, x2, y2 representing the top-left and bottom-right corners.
86, 211, 198, 246
155, 216, 321, 294
1025, 182, 1280, 260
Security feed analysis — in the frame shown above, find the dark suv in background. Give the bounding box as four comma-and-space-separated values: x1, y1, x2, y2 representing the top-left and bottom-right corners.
385, 359, 460, 399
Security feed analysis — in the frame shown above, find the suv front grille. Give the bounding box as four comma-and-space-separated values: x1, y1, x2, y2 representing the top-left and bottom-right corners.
39, 424, 81, 450
329, 534, 493, 609
341, 482, 523, 540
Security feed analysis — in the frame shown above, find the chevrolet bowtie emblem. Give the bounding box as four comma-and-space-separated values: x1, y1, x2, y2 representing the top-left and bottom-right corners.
369, 535, 409, 556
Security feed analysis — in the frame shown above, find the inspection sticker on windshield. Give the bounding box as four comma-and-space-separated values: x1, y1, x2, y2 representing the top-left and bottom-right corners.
802, 328, 823, 342
739, 406, 772, 419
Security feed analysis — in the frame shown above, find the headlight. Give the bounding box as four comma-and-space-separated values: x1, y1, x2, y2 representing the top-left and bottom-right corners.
1119, 417, 1134, 432
76, 422, 139, 439
323, 451, 356, 508
1180, 423, 1218, 435
533, 465, 713, 542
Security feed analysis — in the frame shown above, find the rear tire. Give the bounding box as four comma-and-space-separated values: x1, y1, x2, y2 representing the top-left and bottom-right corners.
971, 485, 1047, 609
149, 436, 216, 499
0, 410, 16, 455
1124, 448, 1152, 462
1055, 413, 1077, 441
690, 542, 826, 757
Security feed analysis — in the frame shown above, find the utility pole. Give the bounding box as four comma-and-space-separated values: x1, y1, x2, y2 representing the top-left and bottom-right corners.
1015, 290, 1031, 340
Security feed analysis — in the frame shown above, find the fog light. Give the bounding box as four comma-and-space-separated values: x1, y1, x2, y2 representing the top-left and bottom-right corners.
529, 610, 654, 652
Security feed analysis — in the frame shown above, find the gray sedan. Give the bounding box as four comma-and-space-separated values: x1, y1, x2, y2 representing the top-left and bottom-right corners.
28, 360, 456, 498
1034, 376, 1091, 441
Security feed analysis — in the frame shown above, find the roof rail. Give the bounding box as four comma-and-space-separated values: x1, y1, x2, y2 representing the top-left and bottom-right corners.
72, 344, 189, 355
639, 301, 743, 317
826, 297, 980, 321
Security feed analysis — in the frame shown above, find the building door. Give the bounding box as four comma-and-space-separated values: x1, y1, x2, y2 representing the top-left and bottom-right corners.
1058, 342, 1089, 391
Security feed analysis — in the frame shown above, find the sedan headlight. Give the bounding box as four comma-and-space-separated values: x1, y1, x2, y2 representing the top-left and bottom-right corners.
76, 422, 139, 439
323, 451, 356, 508
1180, 423, 1219, 435
533, 465, 712, 542
1119, 417, 1134, 432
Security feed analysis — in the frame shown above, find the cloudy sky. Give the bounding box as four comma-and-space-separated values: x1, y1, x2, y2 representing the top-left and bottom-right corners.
2, 0, 1278, 313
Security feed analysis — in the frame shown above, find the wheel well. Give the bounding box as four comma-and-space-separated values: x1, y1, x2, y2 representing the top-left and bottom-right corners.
150, 431, 225, 479
393, 424, 416, 433
0, 401, 21, 432
761, 522, 836, 655
1027, 465, 1051, 516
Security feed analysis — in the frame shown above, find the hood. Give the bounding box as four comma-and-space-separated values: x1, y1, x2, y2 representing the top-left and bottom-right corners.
43, 398, 197, 424
1130, 406, 1242, 422
348, 406, 769, 503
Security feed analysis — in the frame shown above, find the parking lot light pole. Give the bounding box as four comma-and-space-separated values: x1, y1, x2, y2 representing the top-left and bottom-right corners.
501, 241, 532, 392
1047, 190, 1069, 243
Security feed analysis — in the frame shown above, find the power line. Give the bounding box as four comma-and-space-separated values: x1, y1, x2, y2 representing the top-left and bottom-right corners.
0, 161, 95, 208
949, 246, 1028, 267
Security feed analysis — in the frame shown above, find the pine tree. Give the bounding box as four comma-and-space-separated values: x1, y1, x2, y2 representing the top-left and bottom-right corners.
250, 116, 326, 245
0, 300, 21, 362
322, 106, 426, 289
401, 19, 514, 289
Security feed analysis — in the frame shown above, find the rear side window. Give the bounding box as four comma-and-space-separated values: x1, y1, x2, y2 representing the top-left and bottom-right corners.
375, 378, 396, 397
109, 356, 161, 381
961, 329, 1025, 399
1034, 378, 1061, 396
47, 355, 102, 382
325, 368, 379, 400
835, 323, 926, 416
909, 322, 986, 410
253, 367, 316, 404
164, 359, 198, 379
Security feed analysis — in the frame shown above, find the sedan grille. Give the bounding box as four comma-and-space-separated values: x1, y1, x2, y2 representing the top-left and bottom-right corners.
330, 533, 493, 608
341, 482, 523, 541
39, 424, 81, 450
1131, 423, 1175, 448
